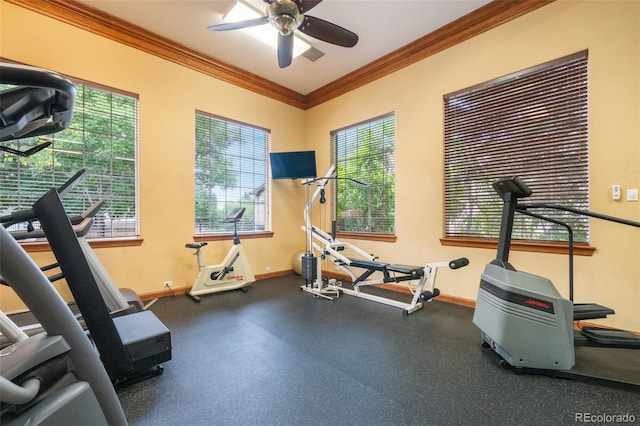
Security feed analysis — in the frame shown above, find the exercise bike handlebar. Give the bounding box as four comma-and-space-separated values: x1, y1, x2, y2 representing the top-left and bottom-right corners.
222, 207, 245, 223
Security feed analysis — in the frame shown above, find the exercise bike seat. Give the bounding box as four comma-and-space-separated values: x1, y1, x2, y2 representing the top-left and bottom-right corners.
185, 242, 207, 249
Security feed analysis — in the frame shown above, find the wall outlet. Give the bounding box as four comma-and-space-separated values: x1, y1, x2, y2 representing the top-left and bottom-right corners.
627, 188, 639, 202
265, 266, 272, 271
164, 281, 173, 288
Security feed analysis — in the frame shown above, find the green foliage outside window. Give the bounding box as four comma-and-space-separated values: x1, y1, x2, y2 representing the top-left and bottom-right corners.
332, 114, 395, 234
194, 113, 268, 234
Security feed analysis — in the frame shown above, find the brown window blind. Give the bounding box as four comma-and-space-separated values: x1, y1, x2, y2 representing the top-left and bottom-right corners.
444, 51, 589, 243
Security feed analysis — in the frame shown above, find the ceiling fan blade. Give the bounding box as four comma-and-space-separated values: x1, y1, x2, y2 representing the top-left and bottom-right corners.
298, 15, 358, 47
278, 33, 294, 68
207, 16, 268, 31
295, 0, 323, 13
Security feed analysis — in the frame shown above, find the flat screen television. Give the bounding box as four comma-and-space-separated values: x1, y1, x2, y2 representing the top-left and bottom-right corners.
269, 150, 317, 179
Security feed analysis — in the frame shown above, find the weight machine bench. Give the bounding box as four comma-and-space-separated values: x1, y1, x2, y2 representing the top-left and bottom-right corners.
344, 259, 424, 285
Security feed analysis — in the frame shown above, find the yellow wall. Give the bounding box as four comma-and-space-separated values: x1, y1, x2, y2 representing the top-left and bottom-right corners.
306, 0, 640, 331
1, 0, 639, 331
0, 1, 309, 308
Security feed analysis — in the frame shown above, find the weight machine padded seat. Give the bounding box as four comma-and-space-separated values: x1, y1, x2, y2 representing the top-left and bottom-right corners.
347, 259, 425, 284
386, 264, 425, 279
348, 259, 390, 270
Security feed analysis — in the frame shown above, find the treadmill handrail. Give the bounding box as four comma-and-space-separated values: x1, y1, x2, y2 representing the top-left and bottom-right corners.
518, 203, 640, 228
0, 169, 89, 227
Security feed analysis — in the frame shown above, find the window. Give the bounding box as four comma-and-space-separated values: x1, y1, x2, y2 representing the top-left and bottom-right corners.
331, 113, 395, 235
194, 112, 269, 235
444, 51, 589, 243
0, 80, 138, 239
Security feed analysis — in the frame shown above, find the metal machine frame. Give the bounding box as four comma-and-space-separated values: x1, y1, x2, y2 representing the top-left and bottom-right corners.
300, 166, 468, 314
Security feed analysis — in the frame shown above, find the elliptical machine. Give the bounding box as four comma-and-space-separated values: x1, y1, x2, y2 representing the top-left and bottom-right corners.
473, 176, 640, 391
0, 62, 128, 425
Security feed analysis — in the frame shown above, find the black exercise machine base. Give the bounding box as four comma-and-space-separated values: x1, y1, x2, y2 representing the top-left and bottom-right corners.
481, 341, 640, 393
113, 366, 165, 390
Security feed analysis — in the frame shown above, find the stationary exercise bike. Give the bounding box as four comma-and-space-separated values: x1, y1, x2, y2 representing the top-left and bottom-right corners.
473, 176, 640, 391
185, 207, 255, 302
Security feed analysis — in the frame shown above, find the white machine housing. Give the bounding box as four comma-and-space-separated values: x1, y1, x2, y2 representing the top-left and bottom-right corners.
473, 263, 575, 370
187, 243, 255, 297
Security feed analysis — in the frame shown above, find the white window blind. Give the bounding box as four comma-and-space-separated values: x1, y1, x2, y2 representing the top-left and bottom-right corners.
444, 51, 589, 242
0, 81, 139, 239
194, 112, 269, 234
331, 113, 395, 234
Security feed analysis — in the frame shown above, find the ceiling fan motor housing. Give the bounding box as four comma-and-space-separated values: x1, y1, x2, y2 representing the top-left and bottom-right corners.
267, 0, 303, 35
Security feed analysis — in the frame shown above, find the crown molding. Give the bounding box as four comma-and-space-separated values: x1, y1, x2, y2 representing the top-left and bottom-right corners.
6, 0, 307, 109
6, 0, 554, 110
305, 0, 555, 108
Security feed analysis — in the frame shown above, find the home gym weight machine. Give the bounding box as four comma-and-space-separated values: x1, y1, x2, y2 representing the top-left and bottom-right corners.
0, 62, 127, 425
300, 166, 469, 314
473, 176, 640, 391
185, 207, 255, 301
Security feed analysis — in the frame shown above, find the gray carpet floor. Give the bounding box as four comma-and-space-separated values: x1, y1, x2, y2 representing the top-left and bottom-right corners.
117, 275, 640, 425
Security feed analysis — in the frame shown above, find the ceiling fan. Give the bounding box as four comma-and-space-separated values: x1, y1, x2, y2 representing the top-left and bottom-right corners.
208, 0, 359, 68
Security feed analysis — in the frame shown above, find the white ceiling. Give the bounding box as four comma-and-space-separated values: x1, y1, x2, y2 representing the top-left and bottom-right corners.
77, 0, 492, 95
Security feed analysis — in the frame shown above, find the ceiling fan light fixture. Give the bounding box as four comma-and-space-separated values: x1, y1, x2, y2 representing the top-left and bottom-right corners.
272, 14, 297, 36
224, 0, 310, 58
